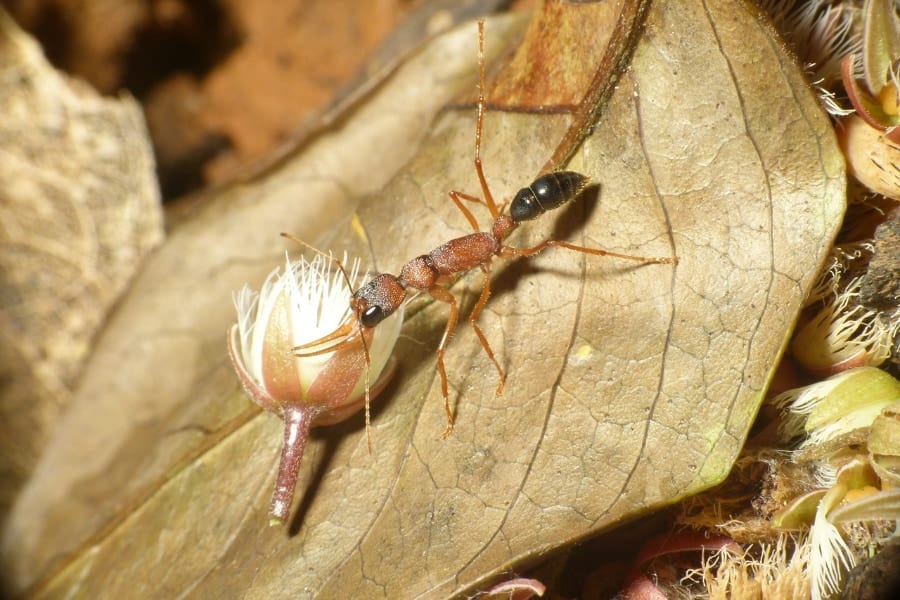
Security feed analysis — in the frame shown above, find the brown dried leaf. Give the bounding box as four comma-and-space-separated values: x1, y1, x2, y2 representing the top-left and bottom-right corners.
1, 1, 845, 598
0, 9, 163, 516
0, 12, 530, 596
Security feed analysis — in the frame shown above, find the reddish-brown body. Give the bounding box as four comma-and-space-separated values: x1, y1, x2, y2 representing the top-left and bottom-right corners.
294, 21, 676, 439
396, 233, 500, 293
430, 233, 500, 276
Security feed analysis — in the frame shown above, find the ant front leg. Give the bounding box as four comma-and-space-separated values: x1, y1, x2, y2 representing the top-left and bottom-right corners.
502, 239, 678, 265
427, 285, 460, 439
472, 20, 500, 221
449, 190, 511, 233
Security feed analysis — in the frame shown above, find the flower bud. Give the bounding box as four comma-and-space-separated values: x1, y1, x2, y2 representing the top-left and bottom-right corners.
228, 253, 402, 525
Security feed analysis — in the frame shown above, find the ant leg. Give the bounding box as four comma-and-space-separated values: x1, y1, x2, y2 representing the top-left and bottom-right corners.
359, 327, 374, 453
427, 285, 460, 439
448, 191, 483, 232
469, 261, 505, 395
502, 239, 678, 265
474, 20, 500, 221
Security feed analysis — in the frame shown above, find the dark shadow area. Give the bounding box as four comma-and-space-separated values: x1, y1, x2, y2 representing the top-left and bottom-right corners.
5, 1, 69, 68
1, 0, 241, 199
288, 429, 341, 536
552, 510, 672, 597
124, 0, 240, 198
1, 0, 241, 95
122, 0, 241, 97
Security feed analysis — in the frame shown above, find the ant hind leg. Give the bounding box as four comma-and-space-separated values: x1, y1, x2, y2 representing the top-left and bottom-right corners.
469, 261, 505, 395
427, 285, 461, 439
502, 239, 678, 265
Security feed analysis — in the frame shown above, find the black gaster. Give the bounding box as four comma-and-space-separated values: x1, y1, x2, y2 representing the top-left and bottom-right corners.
509, 171, 590, 223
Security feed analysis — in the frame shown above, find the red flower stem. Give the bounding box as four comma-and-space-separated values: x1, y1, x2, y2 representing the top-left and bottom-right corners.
269, 406, 314, 526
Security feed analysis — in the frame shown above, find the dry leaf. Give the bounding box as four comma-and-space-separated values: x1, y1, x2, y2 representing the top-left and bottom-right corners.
1, 1, 845, 598
0, 12, 530, 596
0, 8, 162, 517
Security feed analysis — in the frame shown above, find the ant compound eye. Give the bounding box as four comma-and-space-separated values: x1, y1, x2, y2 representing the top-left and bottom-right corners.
360, 304, 386, 328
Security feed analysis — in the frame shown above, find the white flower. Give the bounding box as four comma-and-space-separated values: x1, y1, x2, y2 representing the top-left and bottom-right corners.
227, 252, 403, 525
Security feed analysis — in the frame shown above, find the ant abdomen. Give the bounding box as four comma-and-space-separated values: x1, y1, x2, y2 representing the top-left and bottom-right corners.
509, 171, 590, 222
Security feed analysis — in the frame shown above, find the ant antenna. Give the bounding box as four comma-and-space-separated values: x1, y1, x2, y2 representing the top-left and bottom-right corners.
279, 232, 357, 297
280, 231, 376, 451
475, 20, 486, 170
474, 20, 499, 220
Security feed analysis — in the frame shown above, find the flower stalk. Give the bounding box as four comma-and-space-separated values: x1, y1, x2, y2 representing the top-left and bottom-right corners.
270, 406, 316, 526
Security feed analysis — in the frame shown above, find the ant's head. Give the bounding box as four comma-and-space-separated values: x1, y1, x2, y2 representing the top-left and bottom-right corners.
352, 273, 407, 328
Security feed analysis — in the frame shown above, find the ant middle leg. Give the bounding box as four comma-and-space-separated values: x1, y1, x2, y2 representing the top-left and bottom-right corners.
502, 239, 678, 265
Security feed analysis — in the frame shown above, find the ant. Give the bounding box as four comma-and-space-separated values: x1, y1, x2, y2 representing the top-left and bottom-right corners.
289, 20, 677, 441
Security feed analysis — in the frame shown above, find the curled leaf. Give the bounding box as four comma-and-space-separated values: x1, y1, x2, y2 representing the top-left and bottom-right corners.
0, 8, 163, 515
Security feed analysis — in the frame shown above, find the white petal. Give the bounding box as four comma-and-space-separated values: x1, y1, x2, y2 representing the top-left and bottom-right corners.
241, 256, 292, 383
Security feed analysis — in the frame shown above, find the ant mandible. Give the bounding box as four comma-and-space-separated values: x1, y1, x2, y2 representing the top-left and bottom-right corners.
290, 20, 677, 441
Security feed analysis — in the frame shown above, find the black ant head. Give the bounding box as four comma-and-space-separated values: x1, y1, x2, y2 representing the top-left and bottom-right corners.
352, 273, 407, 328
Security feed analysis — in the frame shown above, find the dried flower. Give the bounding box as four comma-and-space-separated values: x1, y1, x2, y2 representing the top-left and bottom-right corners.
838, 0, 900, 199
775, 366, 900, 447
684, 536, 811, 599
771, 368, 900, 599
841, 0, 900, 135
760, 0, 860, 116
809, 481, 856, 600
790, 277, 897, 376
228, 253, 403, 525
